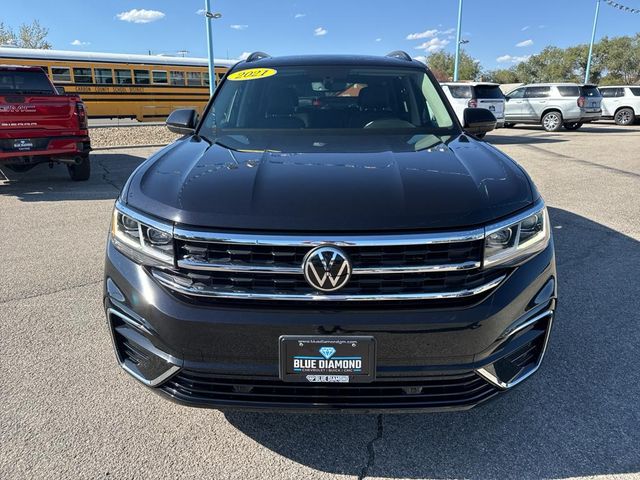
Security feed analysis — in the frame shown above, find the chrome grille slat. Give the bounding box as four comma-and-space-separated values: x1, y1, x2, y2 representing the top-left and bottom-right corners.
163, 228, 505, 302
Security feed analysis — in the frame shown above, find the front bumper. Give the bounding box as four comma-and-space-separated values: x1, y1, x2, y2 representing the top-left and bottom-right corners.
104, 240, 557, 413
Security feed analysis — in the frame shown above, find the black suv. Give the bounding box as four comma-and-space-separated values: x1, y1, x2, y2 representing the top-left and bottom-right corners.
104, 52, 556, 412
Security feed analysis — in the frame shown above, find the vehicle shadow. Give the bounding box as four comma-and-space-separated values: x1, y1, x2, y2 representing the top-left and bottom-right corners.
0, 151, 149, 202
225, 207, 640, 479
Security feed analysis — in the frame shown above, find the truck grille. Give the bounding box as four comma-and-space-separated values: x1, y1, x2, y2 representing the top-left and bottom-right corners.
160, 371, 500, 410
152, 228, 506, 303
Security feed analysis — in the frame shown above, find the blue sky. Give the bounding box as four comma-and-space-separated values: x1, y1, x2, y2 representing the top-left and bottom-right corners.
3, 1, 639, 69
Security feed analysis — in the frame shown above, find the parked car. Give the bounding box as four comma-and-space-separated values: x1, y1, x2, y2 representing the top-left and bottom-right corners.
441, 82, 505, 135
104, 51, 556, 413
599, 86, 640, 125
504, 83, 602, 132
0, 65, 91, 180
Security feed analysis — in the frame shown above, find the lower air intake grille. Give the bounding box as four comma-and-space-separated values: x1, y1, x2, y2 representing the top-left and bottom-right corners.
160, 371, 499, 410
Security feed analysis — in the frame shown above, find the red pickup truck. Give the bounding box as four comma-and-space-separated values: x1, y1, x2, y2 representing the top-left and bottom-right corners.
0, 65, 91, 180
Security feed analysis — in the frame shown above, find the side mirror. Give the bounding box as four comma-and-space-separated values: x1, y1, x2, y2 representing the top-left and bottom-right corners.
463, 108, 497, 137
166, 109, 198, 135
504, 96, 510, 102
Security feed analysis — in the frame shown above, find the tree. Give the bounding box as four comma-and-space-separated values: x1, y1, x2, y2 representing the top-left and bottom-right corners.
0, 20, 51, 49
426, 50, 481, 82
0, 22, 17, 46
18, 20, 51, 49
483, 68, 520, 84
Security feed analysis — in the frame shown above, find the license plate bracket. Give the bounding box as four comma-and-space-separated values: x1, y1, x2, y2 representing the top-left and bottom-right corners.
279, 335, 376, 383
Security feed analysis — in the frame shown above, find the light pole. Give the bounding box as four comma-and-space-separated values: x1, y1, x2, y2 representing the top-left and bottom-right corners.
585, 0, 601, 84
204, 1, 222, 96
453, 0, 464, 81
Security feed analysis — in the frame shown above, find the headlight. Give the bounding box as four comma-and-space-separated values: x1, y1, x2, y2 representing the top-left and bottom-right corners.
110, 202, 174, 265
484, 204, 550, 268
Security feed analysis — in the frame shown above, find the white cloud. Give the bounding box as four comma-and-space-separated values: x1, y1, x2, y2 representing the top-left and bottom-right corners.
521, 25, 530, 31
314, 27, 327, 36
440, 28, 455, 35
375, 38, 382, 42
117, 9, 165, 24
294, 13, 306, 19
195, 8, 205, 15
70, 39, 90, 46
406, 29, 438, 40
538, 25, 546, 29
230, 24, 248, 30
496, 54, 531, 64
238, 52, 251, 60
414, 55, 428, 64
516, 39, 534, 47
415, 37, 450, 53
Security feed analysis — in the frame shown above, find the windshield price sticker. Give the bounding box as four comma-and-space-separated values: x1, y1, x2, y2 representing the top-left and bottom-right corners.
228, 68, 277, 81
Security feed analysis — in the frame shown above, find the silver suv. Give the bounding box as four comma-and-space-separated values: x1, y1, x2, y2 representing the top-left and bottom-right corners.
504, 83, 602, 132
599, 86, 640, 125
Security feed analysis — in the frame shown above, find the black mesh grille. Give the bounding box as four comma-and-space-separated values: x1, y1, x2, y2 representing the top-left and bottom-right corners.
160, 371, 499, 410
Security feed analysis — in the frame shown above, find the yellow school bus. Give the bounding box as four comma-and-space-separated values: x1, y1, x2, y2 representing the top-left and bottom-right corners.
0, 47, 235, 121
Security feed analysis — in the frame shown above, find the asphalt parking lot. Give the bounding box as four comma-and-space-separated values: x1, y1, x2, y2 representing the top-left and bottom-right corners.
1, 123, 639, 480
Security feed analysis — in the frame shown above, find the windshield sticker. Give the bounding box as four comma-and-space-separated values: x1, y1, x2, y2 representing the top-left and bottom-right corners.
228, 68, 277, 81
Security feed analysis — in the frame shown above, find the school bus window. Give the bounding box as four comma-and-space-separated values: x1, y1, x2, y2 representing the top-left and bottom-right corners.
203, 73, 209, 86
51, 67, 71, 83
186, 71, 201, 86
170, 71, 185, 86
73, 68, 93, 84
134, 70, 150, 85
152, 70, 168, 84
95, 68, 113, 84
115, 69, 133, 85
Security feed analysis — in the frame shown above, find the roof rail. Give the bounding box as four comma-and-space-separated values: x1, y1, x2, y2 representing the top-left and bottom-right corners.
245, 51, 271, 63
386, 50, 412, 62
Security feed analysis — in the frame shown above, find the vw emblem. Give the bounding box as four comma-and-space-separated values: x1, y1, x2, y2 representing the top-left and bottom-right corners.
302, 246, 352, 292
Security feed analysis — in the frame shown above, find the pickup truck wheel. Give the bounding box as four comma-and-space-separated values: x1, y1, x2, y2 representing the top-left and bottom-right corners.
541, 111, 563, 132
563, 122, 583, 130
67, 155, 91, 181
503, 123, 515, 128
614, 108, 635, 126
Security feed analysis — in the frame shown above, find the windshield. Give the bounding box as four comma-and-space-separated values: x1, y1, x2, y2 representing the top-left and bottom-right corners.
581, 86, 601, 97
0, 70, 54, 94
200, 65, 456, 135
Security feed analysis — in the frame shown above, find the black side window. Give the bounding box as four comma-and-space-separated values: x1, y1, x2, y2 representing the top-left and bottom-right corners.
557, 86, 580, 97
630, 88, 640, 97
447, 86, 472, 99
525, 87, 551, 98
507, 88, 525, 99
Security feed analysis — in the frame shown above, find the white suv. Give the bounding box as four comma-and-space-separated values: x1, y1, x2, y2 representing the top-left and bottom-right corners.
504, 83, 602, 132
599, 86, 640, 125
441, 82, 505, 135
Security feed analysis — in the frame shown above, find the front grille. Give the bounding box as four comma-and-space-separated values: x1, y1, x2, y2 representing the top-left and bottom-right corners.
154, 228, 506, 303
160, 371, 500, 410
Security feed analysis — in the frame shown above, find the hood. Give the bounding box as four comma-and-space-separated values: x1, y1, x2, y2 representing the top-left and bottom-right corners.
125, 133, 534, 232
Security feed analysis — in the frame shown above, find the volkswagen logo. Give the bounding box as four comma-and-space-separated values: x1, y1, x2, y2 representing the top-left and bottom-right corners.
302, 246, 352, 292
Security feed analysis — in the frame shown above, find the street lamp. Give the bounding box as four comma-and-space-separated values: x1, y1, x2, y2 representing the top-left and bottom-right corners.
585, 0, 601, 84
204, 1, 222, 95
453, 0, 464, 81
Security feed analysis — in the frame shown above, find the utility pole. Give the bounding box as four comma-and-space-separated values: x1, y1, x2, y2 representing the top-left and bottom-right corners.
585, 0, 601, 84
453, 0, 464, 81
204, 0, 221, 95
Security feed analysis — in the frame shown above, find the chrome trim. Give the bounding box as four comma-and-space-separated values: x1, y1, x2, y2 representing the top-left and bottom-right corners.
115, 201, 173, 235
151, 269, 506, 302
106, 308, 181, 387
484, 199, 546, 236
476, 309, 554, 390
173, 227, 485, 247
176, 258, 482, 275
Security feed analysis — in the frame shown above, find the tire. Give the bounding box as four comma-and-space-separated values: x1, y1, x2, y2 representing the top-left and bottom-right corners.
614, 108, 635, 126
475, 132, 486, 139
67, 155, 91, 181
503, 123, 515, 128
563, 122, 583, 131
541, 111, 563, 132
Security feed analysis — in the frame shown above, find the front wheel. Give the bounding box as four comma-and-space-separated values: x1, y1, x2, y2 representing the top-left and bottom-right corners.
67, 155, 91, 181
563, 122, 583, 131
541, 111, 563, 132
614, 108, 635, 126
503, 122, 515, 128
